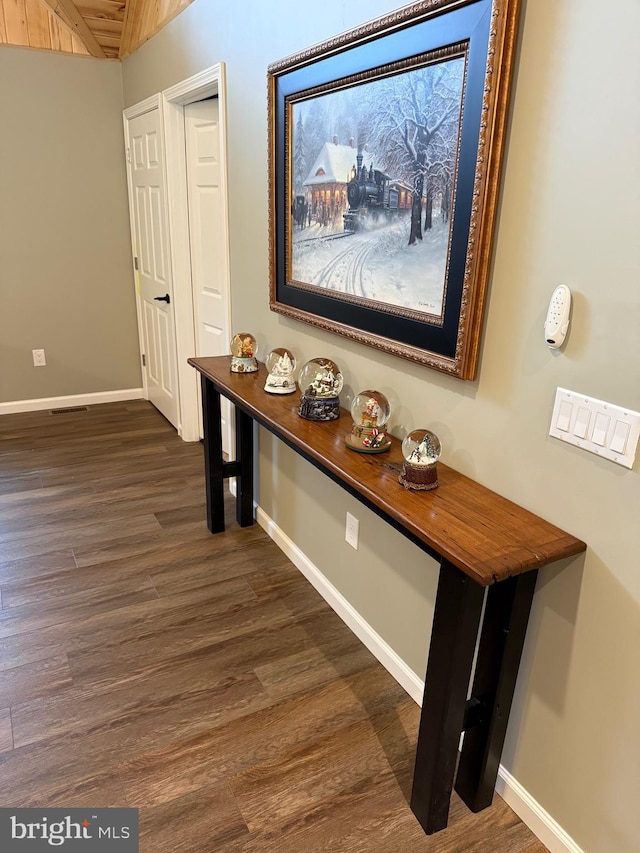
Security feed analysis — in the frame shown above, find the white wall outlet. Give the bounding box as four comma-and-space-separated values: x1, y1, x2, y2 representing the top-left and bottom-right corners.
345, 512, 359, 550
32, 349, 46, 367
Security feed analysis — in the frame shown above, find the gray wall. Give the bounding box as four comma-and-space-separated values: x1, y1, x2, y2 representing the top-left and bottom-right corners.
0, 48, 141, 404
122, 1, 640, 850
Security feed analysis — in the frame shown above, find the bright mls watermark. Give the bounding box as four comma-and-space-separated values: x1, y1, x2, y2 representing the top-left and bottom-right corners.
0, 809, 138, 851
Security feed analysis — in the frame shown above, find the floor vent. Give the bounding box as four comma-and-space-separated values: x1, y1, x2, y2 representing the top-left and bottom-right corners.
50, 406, 89, 415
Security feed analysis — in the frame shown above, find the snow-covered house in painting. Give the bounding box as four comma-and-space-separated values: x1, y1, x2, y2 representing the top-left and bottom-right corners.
303, 138, 373, 227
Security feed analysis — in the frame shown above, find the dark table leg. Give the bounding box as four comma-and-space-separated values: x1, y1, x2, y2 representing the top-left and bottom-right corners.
235, 407, 254, 527
201, 374, 225, 534
454, 569, 538, 812
410, 559, 485, 834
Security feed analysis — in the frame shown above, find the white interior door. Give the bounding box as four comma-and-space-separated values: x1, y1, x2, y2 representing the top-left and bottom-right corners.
127, 108, 180, 428
185, 98, 232, 452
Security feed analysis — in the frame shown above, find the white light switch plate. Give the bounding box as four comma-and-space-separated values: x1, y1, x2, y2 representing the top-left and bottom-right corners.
549, 388, 640, 469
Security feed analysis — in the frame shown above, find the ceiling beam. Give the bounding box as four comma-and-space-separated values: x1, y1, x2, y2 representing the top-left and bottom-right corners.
40, 0, 107, 57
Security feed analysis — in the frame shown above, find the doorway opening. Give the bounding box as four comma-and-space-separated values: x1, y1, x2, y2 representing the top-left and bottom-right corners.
124, 65, 232, 451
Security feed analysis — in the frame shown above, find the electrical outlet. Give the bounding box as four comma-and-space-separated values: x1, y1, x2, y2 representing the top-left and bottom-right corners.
32, 349, 46, 367
345, 512, 359, 550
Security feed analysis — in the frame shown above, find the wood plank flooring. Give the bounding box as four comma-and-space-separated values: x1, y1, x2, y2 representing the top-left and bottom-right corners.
0, 401, 548, 852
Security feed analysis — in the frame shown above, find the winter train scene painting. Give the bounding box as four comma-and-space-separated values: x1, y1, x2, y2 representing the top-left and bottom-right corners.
288, 53, 466, 320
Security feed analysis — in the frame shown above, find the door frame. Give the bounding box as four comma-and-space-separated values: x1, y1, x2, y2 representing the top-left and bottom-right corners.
162, 64, 232, 443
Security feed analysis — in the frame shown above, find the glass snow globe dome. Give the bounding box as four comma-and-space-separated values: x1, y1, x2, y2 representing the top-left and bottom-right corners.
399, 429, 442, 490
401, 429, 441, 465
297, 358, 343, 421
264, 347, 297, 394
350, 390, 390, 430
229, 332, 258, 373
297, 358, 343, 398
345, 390, 392, 453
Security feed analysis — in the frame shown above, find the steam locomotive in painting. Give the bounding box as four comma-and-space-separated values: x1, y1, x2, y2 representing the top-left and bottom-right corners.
343, 154, 412, 232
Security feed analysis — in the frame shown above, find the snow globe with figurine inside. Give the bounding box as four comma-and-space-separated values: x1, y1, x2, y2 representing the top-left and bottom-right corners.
345, 390, 391, 453
264, 348, 297, 394
399, 429, 442, 490
297, 358, 343, 421
230, 332, 258, 373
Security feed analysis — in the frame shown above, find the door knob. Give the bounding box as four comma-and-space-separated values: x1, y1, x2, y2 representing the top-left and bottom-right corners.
154, 293, 171, 304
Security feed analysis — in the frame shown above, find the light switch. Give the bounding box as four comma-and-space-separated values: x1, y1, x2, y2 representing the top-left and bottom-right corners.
556, 400, 572, 432
610, 421, 630, 455
572, 407, 591, 439
592, 413, 610, 446
549, 388, 640, 469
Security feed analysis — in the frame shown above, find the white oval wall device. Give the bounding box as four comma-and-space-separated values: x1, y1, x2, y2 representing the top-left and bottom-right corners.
544, 284, 572, 349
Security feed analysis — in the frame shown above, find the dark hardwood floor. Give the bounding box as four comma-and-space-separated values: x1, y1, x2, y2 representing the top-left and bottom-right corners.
0, 401, 547, 852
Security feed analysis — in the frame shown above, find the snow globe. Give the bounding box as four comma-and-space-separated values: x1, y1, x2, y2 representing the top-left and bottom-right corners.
345, 390, 391, 453
297, 358, 343, 421
264, 347, 297, 394
399, 429, 442, 490
230, 332, 258, 373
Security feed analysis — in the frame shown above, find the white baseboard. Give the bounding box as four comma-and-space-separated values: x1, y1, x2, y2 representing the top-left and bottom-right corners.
496, 766, 585, 853
0, 389, 144, 416
255, 504, 582, 853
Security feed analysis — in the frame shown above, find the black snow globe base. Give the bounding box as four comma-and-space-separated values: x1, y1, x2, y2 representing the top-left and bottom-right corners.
299, 395, 341, 421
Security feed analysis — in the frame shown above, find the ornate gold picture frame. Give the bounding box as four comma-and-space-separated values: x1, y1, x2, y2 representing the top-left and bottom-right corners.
268, 0, 521, 380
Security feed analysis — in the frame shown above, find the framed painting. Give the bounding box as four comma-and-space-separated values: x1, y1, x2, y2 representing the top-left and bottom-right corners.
268, 0, 521, 380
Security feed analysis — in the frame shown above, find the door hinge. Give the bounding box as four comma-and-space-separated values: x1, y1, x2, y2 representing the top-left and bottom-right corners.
142, 354, 146, 367
126, 147, 131, 164
134, 256, 139, 271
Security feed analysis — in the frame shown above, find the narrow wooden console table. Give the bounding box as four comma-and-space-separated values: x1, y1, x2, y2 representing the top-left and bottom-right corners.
188, 355, 586, 835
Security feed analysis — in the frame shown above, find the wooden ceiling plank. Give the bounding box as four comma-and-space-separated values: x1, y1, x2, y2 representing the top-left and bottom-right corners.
40, 0, 107, 56
134, 0, 160, 56
25, 0, 52, 48
121, 0, 195, 59
3, 0, 197, 59
71, 30, 90, 53
0, 2, 8, 41
41, 0, 88, 54
141, 0, 161, 40
49, 12, 73, 52
4, 0, 30, 45
158, 0, 174, 20
83, 15, 122, 36
48, 0, 77, 33
75, 0, 125, 22
117, 0, 138, 59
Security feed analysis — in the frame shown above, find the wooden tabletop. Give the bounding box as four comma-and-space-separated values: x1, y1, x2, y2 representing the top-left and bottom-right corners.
189, 356, 586, 586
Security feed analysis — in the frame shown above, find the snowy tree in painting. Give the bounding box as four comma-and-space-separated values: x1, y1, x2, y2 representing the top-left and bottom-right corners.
365, 58, 465, 245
